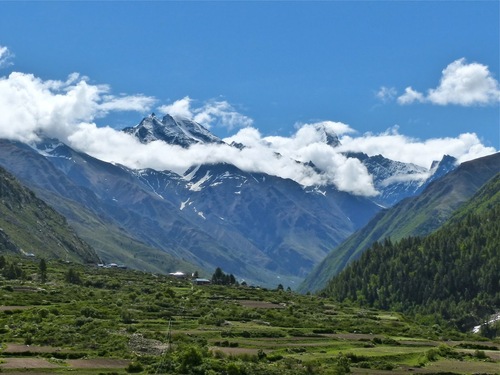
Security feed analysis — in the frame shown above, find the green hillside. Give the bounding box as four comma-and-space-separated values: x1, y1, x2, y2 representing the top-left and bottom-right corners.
322, 173, 500, 332
0, 166, 99, 263
300, 152, 500, 293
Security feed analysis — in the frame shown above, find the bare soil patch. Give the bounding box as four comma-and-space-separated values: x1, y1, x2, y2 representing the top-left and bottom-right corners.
67, 358, 130, 368
0, 357, 61, 369
210, 346, 261, 355
0, 306, 31, 311
4, 343, 64, 353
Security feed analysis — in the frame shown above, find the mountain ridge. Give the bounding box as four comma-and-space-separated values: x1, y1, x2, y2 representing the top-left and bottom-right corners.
0, 115, 481, 287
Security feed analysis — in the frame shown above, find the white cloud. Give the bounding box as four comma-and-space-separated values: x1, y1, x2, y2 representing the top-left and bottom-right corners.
158, 96, 253, 130
158, 96, 193, 119
427, 58, 500, 105
337, 128, 496, 168
0, 72, 154, 143
295, 121, 356, 136
0, 45, 14, 69
397, 86, 425, 105
0, 69, 496, 198
99, 94, 156, 113
376, 86, 398, 103
397, 58, 500, 106
226, 122, 378, 196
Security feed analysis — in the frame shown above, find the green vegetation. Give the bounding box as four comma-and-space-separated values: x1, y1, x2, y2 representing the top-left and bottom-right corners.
0, 166, 99, 263
300, 155, 500, 293
211, 267, 237, 285
323, 174, 500, 333
0, 255, 499, 374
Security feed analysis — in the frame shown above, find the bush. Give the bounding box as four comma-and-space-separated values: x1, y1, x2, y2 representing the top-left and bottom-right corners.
126, 361, 144, 373
474, 350, 487, 359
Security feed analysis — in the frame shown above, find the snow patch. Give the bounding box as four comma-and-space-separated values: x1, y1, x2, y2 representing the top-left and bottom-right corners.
183, 165, 200, 181
188, 171, 212, 192
180, 198, 190, 211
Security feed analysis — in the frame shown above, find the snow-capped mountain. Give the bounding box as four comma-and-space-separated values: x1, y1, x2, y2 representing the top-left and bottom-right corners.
346, 152, 458, 206
123, 114, 453, 208
313, 122, 341, 147
123, 113, 223, 147
0, 137, 380, 287
0, 114, 460, 288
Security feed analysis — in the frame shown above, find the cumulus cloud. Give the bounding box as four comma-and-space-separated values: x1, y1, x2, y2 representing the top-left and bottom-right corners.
0, 45, 14, 69
397, 86, 425, 104
397, 58, 500, 106
0, 72, 155, 143
0, 69, 496, 197
158, 96, 254, 130
226, 122, 378, 196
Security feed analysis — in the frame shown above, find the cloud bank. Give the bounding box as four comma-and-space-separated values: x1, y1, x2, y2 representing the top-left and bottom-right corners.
397, 58, 500, 106
0, 59, 496, 196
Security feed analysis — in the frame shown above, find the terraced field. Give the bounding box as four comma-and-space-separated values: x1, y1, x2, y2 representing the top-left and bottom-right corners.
0, 256, 498, 374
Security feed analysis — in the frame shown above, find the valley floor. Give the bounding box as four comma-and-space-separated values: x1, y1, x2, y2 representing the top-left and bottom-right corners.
0, 257, 499, 374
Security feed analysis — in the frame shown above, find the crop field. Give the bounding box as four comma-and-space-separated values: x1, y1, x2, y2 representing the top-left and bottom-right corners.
0, 256, 499, 374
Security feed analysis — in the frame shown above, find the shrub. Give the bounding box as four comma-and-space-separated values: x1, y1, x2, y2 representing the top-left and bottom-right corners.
81, 307, 103, 318
474, 350, 487, 359
126, 361, 144, 373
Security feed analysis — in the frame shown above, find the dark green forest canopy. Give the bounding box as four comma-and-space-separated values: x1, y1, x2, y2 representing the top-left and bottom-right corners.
323, 174, 500, 331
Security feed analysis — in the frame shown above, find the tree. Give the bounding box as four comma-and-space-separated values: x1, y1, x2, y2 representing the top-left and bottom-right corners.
211, 267, 237, 286
39, 258, 47, 283
65, 268, 82, 285
212, 267, 224, 284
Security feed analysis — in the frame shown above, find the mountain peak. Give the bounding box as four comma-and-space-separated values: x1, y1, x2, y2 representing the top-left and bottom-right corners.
123, 114, 223, 147
313, 123, 341, 147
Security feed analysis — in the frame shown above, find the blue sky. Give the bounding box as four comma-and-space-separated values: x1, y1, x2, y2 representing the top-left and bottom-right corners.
0, 1, 498, 195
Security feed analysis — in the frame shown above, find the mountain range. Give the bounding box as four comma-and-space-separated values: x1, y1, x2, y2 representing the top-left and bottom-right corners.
0, 114, 480, 287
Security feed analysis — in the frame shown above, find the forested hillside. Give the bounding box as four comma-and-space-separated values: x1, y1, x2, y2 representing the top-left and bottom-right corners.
300, 152, 500, 293
323, 174, 500, 332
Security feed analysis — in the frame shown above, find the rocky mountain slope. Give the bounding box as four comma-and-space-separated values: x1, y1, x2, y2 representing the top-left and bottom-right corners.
0, 165, 99, 263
